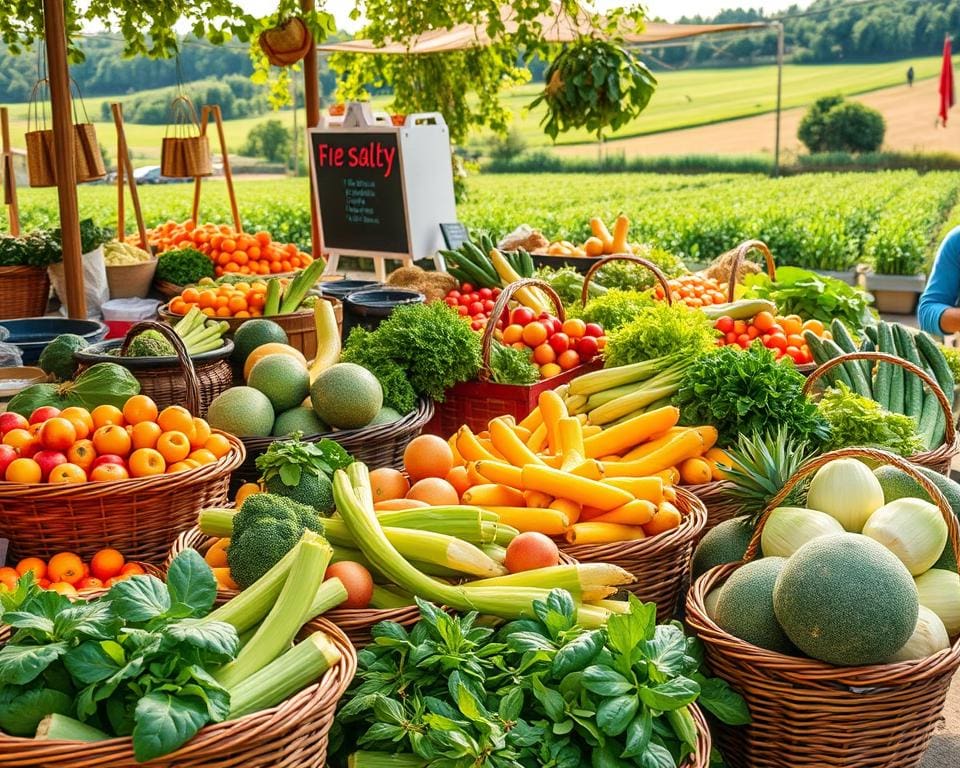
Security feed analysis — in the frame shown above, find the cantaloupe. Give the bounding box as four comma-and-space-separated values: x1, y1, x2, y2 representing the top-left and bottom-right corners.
773, 533, 918, 666
207, 387, 274, 437
273, 406, 328, 437
715, 557, 794, 653
310, 363, 383, 429
231, 319, 287, 364
243, 343, 307, 380
692, 517, 755, 579
248, 355, 310, 412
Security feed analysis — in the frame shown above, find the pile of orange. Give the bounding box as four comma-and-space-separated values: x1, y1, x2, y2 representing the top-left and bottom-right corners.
366, 435, 464, 510
0, 395, 232, 484
0, 548, 143, 596
129, 220, 313, 278
653, 274, 728, 308
168, 277, 285, 318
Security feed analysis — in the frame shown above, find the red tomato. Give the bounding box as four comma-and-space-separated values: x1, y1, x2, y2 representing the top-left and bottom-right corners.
737, 333, 751, 347
715, 316, 734, 334
725, 331, 738, 344
584, 323, 604, 338
753, 311, 775, 332
457, 305, 469, 316
733, 320, 747, 335
483, 300, 495, 312
492, 287, 502, 296
576, 336, 599, 358
786, 346, 804, 364
461, 283, 474, 293
769, 324, 785, 336
511, 307, 535, 326
459, 295, 472, 306
478, 288, 492, 299
448, 290, 461, 299
470, 321, 484, 331
767, 334, 788, 351
548, 333, 570, 354
444, 297, 458, 307
747, 326, 760, 339
469, 301, 484, 315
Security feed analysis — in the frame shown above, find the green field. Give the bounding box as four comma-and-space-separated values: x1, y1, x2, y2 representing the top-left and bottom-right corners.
1, 56, 942, 160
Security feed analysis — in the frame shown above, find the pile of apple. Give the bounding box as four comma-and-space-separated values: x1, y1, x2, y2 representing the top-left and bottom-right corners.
496, 307, 605, 379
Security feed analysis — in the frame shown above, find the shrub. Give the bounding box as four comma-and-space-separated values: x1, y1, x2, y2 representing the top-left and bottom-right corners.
798, 96, 885, 154
797, 95, 844, 153
241, 120, 292, 164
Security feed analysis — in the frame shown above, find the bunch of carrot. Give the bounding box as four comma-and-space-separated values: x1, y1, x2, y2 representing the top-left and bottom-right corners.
449, 391, 727, 546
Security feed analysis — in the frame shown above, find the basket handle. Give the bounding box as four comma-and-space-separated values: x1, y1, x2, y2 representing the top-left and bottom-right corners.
802, 350, 957, 447
580, 254, 673, 307
165, 95, 203, 139
478, 278, 564, 383
725, 239, 776, 302
744, 447, 960, 574
119, 320, 202, 414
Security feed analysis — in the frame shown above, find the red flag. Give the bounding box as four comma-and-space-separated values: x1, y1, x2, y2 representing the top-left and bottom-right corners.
939, 37, 955, 126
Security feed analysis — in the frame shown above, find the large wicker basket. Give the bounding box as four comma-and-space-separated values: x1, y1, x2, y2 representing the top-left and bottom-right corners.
803, 350, 960, 475
684, 480, 739, 537
0, 614, 355, 767
0, 265, 49, 319
560, 487, 707, 622
74, 320, 232, 416
686, 447, 960, 768
0, 431, 244, 563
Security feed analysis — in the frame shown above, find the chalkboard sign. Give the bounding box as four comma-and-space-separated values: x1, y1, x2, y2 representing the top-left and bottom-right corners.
310, 130, 409, 254
440, 222, 470, 250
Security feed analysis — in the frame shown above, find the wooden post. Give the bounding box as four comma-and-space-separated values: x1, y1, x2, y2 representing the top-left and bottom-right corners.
191, 105, 242, 232
43, 0, 85, 318
111, 103, 147, 248
1, 108, 20, 236
302, 0, 322, 259
773, 21, 784, 178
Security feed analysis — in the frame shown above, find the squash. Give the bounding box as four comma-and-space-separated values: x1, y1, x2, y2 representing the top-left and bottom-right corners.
308, 299, 341, 382
8, 363, 141, 417
589, 217, 614, 252
610, 214, 630, 253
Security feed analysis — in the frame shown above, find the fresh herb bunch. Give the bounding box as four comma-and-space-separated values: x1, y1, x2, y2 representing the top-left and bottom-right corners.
48, 219, 110, 255
332, 591, 749, 768
535, 265, 607, 307
155, 248, 216, 285
489, 342, 540, 385
0, 551, 238, 762
941, 345, 960, 384
341, 302, 481, 402
0, 230, 62, 267
255, 434, 352, 489
595, 247, 687, 291
604, 302, 718, 367
741, 266, 876, 330
675, 344, 829, 448
580, 289, 654, 333
818, 382, 925, 456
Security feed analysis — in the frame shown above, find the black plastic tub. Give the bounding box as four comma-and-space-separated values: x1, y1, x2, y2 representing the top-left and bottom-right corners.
320, 279, 381, 302
0, 318, 108, 364
342, 288, 425, 338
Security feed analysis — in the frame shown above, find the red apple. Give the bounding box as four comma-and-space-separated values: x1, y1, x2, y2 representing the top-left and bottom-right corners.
18, 440, 41, 459
584, 323, 604, 338
34, 450, 67, 481
548, 332, 570, 354
29, 406, 61, 425
510, 307, 535, 326
577, 336, 600, 359
0, 444, 17, 476
0, 412, 28, 436
92, 454, 126, 469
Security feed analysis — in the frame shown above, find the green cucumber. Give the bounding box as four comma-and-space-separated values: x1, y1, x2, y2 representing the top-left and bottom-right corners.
818, 337, 855, 391
863, 325, 879, 345
459, 242, 499, 286
519, 248, 535, 278
892, 324, 924, 424
918, 390, 944, 450
915, 331, 955, 398
875, 323, 895, 411
831, 319, 871, 390
453, 248, 498, 288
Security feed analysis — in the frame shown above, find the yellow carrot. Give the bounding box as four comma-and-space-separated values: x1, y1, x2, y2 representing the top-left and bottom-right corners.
601, 476, 664, 504
523, 490, 553, 508
525, 422, 549, 453
569, 459, 604, 481
512, 425, 532, 443
566, 522, 645, 545
621, 427, 689, 462
539, 390, 568, 455
489, 417, 544, 467
693, 426, 718, 452
449, 434, 464, 467
550, 497, 581, 525
582, 425, 602, 438
602, 430, 705, 478
587, 499, 656, 526
644, 501, 683, 536
657, 468, 680, 485
540, 454, 563, 469
457, 426, 502, 462
663, 485, 677, 502
477, 437, 506, 460
474, 460, 524, 489
462, 483, 526, 507
483, 506, 570, 535
521, 464, 632, 511
518, 406, 543, 432
558, 417, 586, 472
583, 406, 680, 459
599, 455, 621, 463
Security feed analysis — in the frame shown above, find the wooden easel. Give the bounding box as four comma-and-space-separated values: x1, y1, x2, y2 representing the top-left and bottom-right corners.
111, 103, 148, 247
1, 108, 20, 236
191, 104, 241, 232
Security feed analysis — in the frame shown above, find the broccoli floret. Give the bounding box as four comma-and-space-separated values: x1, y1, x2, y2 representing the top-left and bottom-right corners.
126, 330, 175, 357
227, 493, 324, 587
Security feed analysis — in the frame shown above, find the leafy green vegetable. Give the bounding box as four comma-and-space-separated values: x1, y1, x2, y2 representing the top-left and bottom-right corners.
255, 434, 352, 489
7, 363, 141, 418
741, 266, 876, 330
534, 266, 607, 307
332, 591, 748, 768
155, 248, 216, 286
604, 302, 718, 367
0, 230, 61, 268
675, 344, 829, 448
51, 219, 110, 255
578, 288, 654, 332
818, 382, 925, 456
339, 334, 417, 415
942, 345, 960, 384
594, 246, 687, 291
341, 302, 481, 402
489, 342, 539, 385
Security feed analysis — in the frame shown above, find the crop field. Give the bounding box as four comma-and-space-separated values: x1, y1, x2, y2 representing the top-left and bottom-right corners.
5, 170, 959, 272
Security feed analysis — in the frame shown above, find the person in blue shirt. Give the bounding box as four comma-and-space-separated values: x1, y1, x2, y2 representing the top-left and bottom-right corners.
918, 227, 960, 335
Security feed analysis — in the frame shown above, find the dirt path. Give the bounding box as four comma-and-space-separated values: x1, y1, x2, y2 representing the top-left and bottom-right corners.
554, 77, 959, 157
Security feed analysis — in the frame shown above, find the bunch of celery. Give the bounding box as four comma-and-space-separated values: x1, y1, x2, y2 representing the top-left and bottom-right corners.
173, 306, 230, 355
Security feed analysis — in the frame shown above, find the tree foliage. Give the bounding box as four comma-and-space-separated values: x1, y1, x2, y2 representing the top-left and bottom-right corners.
798, 95, 885, 154
241, 119, 293, 163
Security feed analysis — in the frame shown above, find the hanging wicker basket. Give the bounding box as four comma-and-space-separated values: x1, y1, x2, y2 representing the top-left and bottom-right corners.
259, 17, 313, 66
161, 95, 213, 178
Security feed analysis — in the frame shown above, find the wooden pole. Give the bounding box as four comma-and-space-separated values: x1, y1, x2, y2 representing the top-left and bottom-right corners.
210, 105, 242, 232
111, 103, 147, 248
773, 22, 784, 178
1, 108, 20, 236
43, 0, 85, 318
302, 0, 322, 259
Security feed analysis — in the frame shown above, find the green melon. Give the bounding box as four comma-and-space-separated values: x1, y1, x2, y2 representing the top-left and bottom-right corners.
231, 319, 288, 364
310, 363, 383, 430
206, 386, 274, 437
715, 557, 794, 653
369, 406, 402, 425
248, 354, 310, 412
272, 406, 328, 437
773, 533, 918, 666
692, 517, 756, 579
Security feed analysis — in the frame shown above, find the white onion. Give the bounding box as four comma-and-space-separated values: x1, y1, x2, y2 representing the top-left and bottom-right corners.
806, 458, 885, 532
760, 506, 845, 558
862, 498, 948, 576
915, 568, 960, 636
888, 605, 951, 662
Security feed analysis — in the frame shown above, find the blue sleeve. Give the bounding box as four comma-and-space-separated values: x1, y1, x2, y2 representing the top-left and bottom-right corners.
918, 226, 960, 335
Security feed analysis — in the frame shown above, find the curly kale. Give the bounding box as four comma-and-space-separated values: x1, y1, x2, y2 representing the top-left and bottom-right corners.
125, 329, 175, 357
155, 248, 215, 285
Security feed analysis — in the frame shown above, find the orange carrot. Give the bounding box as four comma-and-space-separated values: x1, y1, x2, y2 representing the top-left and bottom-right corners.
643, 501, 683, 536
583, 406, 680, 458
566, 522, 645, 545
462, 483, 526, 507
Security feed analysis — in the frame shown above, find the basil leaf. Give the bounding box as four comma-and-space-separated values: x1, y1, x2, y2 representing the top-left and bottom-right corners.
507, 631, 555, 654
166, 549, 217, 617
622, 708, 653, 758
278, 462, 301, 487
606, 597, 656, 657
64, 641, 121, 684
533, 590, 576, 636
109, 576, 171, 623
532, 676, 566, 721
0, 641, 68, 685
640, 740, 678, 768
638, 677, 700, 712
0, 686, 73, 736
581, 665, 633, 697
694, 673, 751, 725
165, 619, 239, 662
644, 625, 688, 682
498, 686, 523, 722
132, 691, 209, 763
552, 630, 603, 677
597, 694, 638, 737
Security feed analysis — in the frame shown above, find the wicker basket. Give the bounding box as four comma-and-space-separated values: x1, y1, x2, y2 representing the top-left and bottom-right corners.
73, 320, 233, 417
0, 265, 49, 319
561, 487, 707, 622
232, 397, 435, 487
426, 279, 602, 437
579, 252, 674, 307
0, 614, 355, 767
683, 480, 739, 538
686, 447, 960, 768
0, 431, 244, 563
803, 351, 960, 474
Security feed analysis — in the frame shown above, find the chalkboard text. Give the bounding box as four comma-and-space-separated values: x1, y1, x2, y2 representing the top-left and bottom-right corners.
315, 141, 397, 178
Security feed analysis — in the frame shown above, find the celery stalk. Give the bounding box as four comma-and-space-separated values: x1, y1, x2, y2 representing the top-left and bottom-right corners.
198, 507, 236, 538
226, 631, 341, 719
585, 380, 650, 410
463, 563, 632, 598
348, 752, 427, 768
481, 543, 507, 563
494, 524, 519, 546
35, 714, 109, 742
589, 599, 632, 615
568, 355, 676, 396
369, 585, 416, 609
305, 577, 349, 620
215, 532, 331, 688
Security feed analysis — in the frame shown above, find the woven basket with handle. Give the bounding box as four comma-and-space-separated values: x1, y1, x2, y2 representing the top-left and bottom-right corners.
0, 264, 50, 319
579, 252, 674, 308
686, 447, 960, 768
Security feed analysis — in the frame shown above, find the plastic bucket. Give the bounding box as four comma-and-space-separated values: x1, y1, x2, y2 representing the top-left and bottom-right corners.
0, 317, 108, 364
320, 279, 381, 302
342, 288, 425, 338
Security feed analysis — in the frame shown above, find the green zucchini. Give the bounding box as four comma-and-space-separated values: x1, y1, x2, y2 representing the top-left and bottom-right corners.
875, 323, 895, 411
804, 331, 840, 387
462, 242, 500, 285
831, 319, 871, 388
918, 390, 944, 450
453, 247, 498, 288
863, 324, 879, 345
915, 331, 955, 397
892, 324, 925, 425
519, 248, 535, 278
818, 337, 856, 391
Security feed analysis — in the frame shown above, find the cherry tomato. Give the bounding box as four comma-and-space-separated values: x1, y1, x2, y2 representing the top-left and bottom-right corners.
444, 297, 458, 307
733, 320, 747, 335
457, 305, 469, 316
470, 320, 484, 331
747, 326, 760, 339
725, 331, 738, 345
715, 316, 734, 334
492, 287, 502, 296
459, 296, 472, 307
548, 333, 570, 354
767, 334, 788, 351
753, 311, 775, 332
478, 287, 492, 299
737, 333, 751, 347
461, 283, 474, 293
483, 300, 495, 312
577, 336, 599, 358
511, 307, 535, 326
584, 323, 604, 338
786, 346, 804, 364
448, 290, 461, 299
469, 301, 484, 315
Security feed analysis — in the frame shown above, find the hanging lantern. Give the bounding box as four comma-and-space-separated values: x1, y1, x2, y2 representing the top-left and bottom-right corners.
259, 17, 313, 67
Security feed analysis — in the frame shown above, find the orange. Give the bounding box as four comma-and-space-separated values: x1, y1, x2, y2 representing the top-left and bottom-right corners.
369, 467, 411, 502
187, 448, 217, 465
92, 404, 125, 429
521, 322, 549, 348
166, 460, 194, 473
501, 324, 524, 345
3, 428, 34, 451
556, 350, 580, 371
235, 482, 261, 507
0, 567, 19, 590
243, 343, 307, 380
802, 318, 825, 335
157, 431, 191, 463
445, 466, 472, 498
120, 563, 145, 577
47, 582, 79, 597
90, 463, 130, 482
406, 477, 460, 506
561, 318, 587, 338
131, 421, 162, 450
129, 448, 166, 477
540, 363, 562, 378
403, 434, 455, 481
16, 557, 47, 580
373, 498, 430, 511
212, 567, 239, 591
49, 463, 87, 484
122, 395, 159, 425
90, 548, 125, 581
158, 406, 195, 439
47, 552, 85, 585
92, 425, 132, 457
59, 406, 92, 439
39, 417, 77, 452
190, 418, 212, 449
66, 439, 97, 471
6, 458, 41, 483
76, 577, 105, 592
532, 344, 556, 365
204, 433, 231, 458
